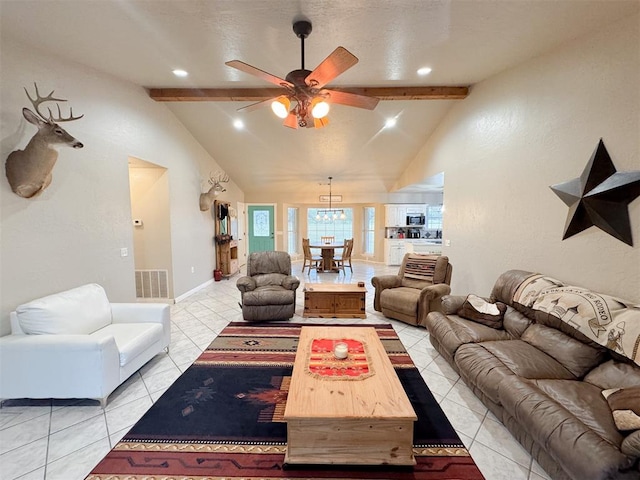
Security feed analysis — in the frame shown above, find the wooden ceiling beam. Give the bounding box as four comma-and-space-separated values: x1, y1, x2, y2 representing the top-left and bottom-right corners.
148, 86, 469, 102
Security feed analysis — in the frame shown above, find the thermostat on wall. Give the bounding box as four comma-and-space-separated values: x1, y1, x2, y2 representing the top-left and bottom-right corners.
133, 219, 143, 227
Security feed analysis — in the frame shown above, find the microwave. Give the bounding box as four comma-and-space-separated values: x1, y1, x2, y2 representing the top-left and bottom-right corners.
406, 215, 425, 225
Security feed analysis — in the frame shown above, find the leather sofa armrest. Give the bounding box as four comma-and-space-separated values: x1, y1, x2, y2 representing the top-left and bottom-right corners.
441, 295, 467, 314
282, 275, 300, 291
371, 275, 401, 312
236, 276, 257, 293
622, 430, 640, 457
419, 283, 452, 302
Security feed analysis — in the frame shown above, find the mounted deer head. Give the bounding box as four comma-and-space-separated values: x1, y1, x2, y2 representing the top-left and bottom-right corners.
5, 83, 84, 198
199, 170, 229, 211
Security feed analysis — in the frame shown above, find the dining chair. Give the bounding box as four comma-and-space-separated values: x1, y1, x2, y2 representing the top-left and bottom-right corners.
320, 235, 335, 244
302, 238, 324, 273
334, 238, 354, 273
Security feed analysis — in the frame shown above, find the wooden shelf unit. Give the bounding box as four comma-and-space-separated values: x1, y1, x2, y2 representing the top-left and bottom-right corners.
214, 200, 239, 276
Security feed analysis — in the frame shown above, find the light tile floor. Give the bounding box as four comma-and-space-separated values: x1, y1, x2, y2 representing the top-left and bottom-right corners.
0, 262, 553, 480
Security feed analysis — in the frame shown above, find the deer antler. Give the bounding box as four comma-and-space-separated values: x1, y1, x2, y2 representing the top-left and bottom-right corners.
24, 82, 84, 123
209, 170, 230, 185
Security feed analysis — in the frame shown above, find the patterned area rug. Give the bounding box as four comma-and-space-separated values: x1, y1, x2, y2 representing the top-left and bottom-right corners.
86, 323, 484, 479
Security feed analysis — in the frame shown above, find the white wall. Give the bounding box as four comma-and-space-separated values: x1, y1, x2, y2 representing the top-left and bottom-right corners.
0, 39, 243, 333
397, 14, 640, 301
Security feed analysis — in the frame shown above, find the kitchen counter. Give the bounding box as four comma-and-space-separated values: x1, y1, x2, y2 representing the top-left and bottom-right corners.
386, 238, 442, 244
383, 239, 443, 265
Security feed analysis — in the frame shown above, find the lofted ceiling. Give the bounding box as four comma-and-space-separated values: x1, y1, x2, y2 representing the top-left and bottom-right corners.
1, 0, 638, 196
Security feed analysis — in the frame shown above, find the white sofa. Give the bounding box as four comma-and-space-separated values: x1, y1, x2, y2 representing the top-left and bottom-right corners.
0, 284, 170, 407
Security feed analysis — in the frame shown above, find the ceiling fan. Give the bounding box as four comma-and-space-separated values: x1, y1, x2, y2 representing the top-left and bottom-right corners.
225, 20, 380, 129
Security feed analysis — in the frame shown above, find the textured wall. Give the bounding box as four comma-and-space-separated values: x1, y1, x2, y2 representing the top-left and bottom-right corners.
397, 14, 640, 300
0, 40, 242, 333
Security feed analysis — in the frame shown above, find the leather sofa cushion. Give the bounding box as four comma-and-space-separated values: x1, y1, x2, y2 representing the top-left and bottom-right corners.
254, 273, 288, 288
92, 323, 163, 366
380, 287, 420, 316
243, 287, 295, 306
521, 324, 607, 378
499, 376, 634, 480
455, 340, 575, 404
502, 306, 531, 339
425, 312, 511, 360
622, 430, 640, 456
16, 284, 112, 335
489, 269, 536, 305
584, 359, 640, 390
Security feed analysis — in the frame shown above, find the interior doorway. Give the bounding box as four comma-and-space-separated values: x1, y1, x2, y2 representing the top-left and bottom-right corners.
128, 156, 173, 299
236, 202, 247, 267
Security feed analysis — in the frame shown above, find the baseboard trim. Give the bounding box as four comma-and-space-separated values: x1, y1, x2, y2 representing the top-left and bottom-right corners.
175, 279, 214, 303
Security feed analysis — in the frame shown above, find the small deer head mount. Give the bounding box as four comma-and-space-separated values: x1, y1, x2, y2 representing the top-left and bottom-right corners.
199, 170, 229, 211
5, 83, 84, 198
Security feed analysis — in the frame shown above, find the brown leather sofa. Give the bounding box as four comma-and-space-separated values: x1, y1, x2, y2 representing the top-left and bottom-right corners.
371, 253, 452, 328
236, 251, 300, 321
425, 269, 640, 480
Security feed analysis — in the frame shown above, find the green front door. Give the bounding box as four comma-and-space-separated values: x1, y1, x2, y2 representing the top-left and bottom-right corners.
248, 205, 275, 253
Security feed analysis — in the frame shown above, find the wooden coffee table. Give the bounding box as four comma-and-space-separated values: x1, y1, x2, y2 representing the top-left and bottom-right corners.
303, 283, 366, 318
283, 326, 417, 466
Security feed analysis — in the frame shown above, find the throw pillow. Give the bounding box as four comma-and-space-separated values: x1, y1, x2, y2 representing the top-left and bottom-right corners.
457, 294, 507, 329
602, 387, 640, 431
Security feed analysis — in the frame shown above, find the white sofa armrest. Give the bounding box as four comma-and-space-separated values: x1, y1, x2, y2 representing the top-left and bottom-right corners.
0, 334, 120, 402
110, 303, 171, 348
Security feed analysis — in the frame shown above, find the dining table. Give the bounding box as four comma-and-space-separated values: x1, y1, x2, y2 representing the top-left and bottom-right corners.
310, 243, 344, 272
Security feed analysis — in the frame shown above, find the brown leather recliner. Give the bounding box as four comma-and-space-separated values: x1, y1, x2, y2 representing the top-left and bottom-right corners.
371, 253, 452, 328
236, 251, 300, 322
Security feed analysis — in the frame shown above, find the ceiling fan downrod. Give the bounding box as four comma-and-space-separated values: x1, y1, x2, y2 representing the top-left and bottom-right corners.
293, 21, 312, 71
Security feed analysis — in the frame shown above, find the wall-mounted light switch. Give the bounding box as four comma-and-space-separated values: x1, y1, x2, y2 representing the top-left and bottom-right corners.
120, 248, 128, 257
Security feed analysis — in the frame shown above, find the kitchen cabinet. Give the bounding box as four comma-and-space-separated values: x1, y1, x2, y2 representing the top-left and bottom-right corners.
385, 205, 407, 227
384, 239, 406, 265
385, 204, 429, 227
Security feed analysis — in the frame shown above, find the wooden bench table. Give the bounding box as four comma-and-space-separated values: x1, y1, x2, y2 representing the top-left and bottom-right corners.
303, 283, 366, 318
283, 326, 417, 466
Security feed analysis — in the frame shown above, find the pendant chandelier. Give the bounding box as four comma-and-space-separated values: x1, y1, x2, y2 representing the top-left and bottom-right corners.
316, 176, 346, 221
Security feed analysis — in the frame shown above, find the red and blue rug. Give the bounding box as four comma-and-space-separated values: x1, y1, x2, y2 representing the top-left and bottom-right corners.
86, 322, 484, 479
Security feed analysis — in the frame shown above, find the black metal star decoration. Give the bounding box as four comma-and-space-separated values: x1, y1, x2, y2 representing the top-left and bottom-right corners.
550, 139, 640, 246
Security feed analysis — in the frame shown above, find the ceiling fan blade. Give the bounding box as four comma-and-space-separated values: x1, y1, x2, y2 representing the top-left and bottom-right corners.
283, 112, 299, 129
226, 60, 294, 88
305, 47, 358, 89
236, 97, 279, 113
324, 89, 380, 110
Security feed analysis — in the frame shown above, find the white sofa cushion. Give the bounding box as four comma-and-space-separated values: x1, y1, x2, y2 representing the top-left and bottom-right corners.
91, 323, 164, 366
16, 284, 112, 335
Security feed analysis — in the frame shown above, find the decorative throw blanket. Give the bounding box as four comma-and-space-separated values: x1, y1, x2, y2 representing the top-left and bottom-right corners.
404, 254, 438, 280
514, 274, 640, 366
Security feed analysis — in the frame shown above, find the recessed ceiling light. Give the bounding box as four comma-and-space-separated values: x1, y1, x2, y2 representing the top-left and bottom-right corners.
384, 118, 397, 129
233, 119, 244, 130
172, 69, 188, 77
417, 67, 432, 76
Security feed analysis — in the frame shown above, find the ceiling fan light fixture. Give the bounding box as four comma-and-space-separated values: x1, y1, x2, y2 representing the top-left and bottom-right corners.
313, 116, 329, 129
271, 96, 291, 118
311, 98, 330, 118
